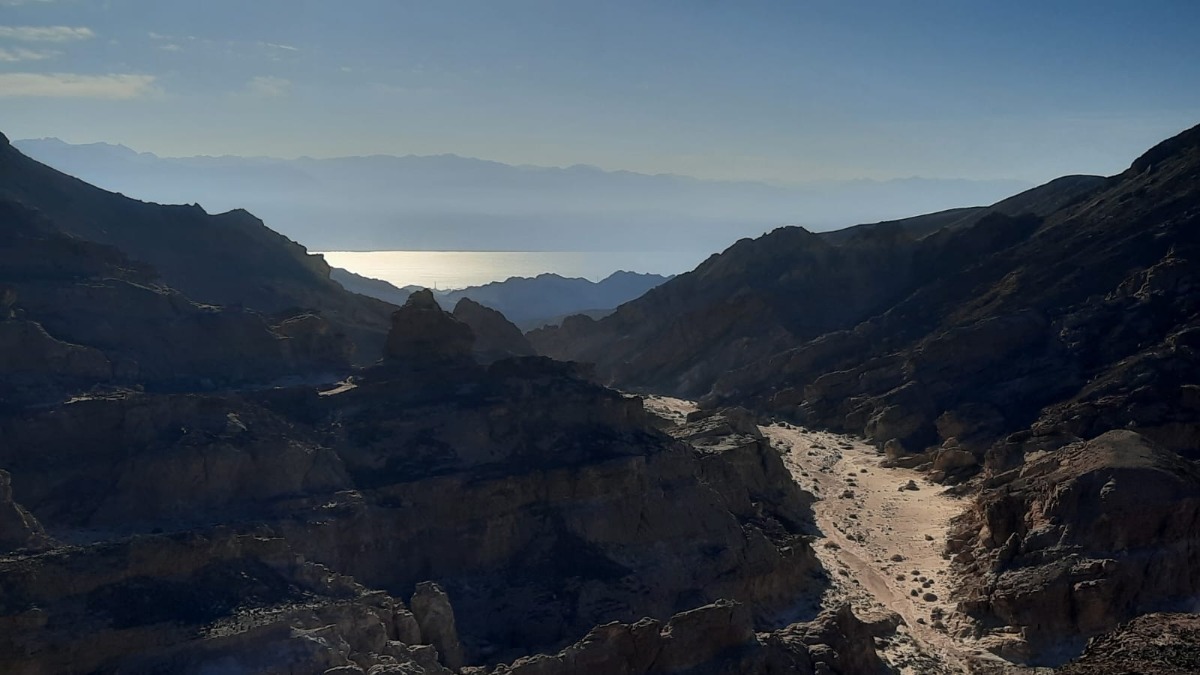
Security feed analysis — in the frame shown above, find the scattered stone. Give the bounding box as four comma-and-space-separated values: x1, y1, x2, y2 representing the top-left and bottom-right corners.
899, 480, 919, 492
922, 593, 938, 602
889, 554, 905, 562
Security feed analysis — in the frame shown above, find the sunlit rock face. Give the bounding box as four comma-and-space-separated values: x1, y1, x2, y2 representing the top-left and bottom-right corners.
950, 431, 1200, 664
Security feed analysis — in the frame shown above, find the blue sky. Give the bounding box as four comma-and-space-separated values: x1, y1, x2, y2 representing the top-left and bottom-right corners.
1, 0, 1198, 184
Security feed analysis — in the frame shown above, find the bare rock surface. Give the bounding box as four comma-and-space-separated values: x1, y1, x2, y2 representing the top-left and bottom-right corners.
0, 323, 828, 673
1055, 613, 1200, 675
452, 297, 535, 362
950, 430, 1200, 664
0, 469, 51, 552
384, 289, 475, 363
411, 582, 466, 670
482, 600, 890, 675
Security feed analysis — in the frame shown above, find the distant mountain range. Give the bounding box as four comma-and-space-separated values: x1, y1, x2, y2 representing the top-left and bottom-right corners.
14, 137, 1030, 254
330, 267, 671, 330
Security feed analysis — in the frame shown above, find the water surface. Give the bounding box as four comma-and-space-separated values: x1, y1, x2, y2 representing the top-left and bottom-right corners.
320, 250, 706, 290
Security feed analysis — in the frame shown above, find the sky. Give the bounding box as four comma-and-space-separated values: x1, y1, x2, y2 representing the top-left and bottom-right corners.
1, 0, 1199, 185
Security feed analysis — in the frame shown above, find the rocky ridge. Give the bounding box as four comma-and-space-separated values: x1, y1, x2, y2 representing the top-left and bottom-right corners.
530, 123, 1200, 665
0, 247, 890, 673
0, 134, 395, 362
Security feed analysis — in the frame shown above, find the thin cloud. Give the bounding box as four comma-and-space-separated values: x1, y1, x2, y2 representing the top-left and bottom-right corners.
244, 75, 290, 98
0, 72, 156, 98
0, 0, 63, 5
0, 46, 58, 61
262, 42, 299, 52
0, 25, 94, 42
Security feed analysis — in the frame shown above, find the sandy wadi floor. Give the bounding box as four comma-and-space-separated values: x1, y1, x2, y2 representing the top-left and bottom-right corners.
641, 396, 1019, 674
763, 423, 981, 673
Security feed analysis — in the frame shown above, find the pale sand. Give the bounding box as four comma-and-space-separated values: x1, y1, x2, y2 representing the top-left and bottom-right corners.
640, 396, 1022, 672
764, 423, 1023, 674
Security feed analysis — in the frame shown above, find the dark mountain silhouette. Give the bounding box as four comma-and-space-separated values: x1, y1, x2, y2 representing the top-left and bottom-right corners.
0, 132, 394, 362
439, 270, 671, 329
15, 136, 1030, 254
330, 267, 671, 330
532, 120, 1200, 457
530, 173, 1106, 400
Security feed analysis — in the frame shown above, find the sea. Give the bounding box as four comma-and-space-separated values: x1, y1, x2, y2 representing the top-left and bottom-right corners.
318, 250, 708, 291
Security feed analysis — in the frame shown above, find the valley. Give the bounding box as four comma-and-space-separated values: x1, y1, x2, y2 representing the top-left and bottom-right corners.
1, 118, 1199, 674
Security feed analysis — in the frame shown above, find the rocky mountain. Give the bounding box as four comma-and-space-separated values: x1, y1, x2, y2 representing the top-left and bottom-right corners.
440, 271, 672, 330
0, 140, 891, 674
330, 268, 671, 330
528, 174, 1106, 400
0, 132, 395, 363
0, 198, 352, 409
0, 298, 862, 673
531, 122, 1200, 664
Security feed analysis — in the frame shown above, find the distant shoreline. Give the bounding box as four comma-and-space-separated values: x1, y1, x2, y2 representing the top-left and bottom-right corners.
319, 249, 704, 291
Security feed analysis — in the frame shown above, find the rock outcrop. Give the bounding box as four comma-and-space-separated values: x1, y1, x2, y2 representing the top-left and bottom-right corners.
950, 431, 1200, 663
0, 300, 828, 672
482, 601, 889, 675
452, 297, 535, 362
411, 582, 466, 670
384, 289, 475, 363
0, 469, 50, 552
1056, 613, 1200, 674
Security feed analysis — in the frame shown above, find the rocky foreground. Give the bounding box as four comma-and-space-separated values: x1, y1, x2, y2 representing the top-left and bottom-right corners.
0, 288, 899, 674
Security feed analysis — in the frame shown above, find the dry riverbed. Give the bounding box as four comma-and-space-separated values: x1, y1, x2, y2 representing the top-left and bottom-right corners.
642, 396, 1023, 674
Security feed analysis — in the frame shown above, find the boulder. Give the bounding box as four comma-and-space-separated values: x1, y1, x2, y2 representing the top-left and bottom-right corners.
410, 582, 466, 670
0, 470, 51, 552
953, 431, 1200, 663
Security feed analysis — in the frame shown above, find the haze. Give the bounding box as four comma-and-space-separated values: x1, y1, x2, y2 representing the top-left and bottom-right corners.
2, 0, 1198, 252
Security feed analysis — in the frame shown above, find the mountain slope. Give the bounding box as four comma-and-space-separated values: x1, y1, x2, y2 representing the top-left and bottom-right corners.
0, 199, 352, 408
529, 173, 1104, 398
530, 121, 1200, 662
0, 132, 394, 362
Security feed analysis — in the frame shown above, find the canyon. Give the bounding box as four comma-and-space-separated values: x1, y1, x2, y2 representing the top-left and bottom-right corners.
1, 122, 1199, 674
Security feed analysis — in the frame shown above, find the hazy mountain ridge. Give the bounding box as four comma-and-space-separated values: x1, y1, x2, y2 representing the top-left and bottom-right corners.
15, 137, 1030, 253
